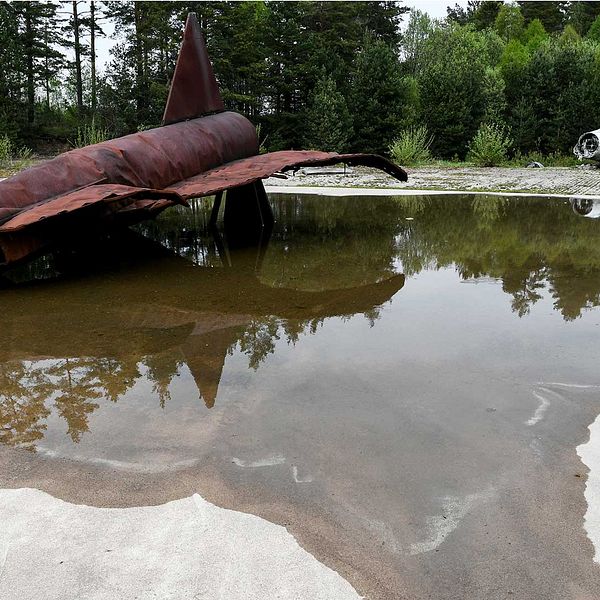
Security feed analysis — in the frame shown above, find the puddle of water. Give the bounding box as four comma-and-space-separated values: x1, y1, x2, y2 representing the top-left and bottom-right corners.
1, 193, 600, 598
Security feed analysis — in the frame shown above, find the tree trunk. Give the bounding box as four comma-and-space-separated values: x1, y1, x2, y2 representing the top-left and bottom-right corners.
44, 23, 50, 108
90, 0, 97, 112
134, 1, 145, 122
25, 5, 35, 124
73, 0, 83, 112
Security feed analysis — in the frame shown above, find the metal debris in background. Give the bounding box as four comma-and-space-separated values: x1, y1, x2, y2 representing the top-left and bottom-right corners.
573, 128, 600, 160
0, 12, 407, 266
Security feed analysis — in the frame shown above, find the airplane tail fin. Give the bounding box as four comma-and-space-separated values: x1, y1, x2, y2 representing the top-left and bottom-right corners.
162, 13, 225, 125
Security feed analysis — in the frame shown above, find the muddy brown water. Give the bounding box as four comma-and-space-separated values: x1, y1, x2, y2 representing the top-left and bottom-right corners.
1, 193, 600, 599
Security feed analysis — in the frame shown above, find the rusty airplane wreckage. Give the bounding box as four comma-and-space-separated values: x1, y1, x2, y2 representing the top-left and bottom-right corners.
0, 13, 407, 267
574, 128, 600, 161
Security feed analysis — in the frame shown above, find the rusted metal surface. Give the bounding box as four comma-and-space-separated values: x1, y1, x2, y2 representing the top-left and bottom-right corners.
0, 111, 257, 217
0, 184, 185, 233
162, 12, 224, 125
172, 151, 407, 199
0, 12, 408, 266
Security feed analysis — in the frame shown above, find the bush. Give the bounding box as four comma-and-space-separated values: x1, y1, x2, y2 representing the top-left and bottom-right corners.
389, 126, 433, 165
0, 135, 13, 165
467, 122, 512, 166
72, 118, 109, 148
0, 134, 32, 169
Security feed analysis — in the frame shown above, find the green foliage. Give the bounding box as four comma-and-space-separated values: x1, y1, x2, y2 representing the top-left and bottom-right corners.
1, 0, 600, 164
304, 74, 352, 152
509, 150, 579, 167
71, 119, 109, 148
500, 38, 530, 75
495, 4, 525, 41
587, 14, 600, 42
0, 134, 32, 175
518, 1, 567, 33
403, 9, 436, 76
447, 1, 503, 30
418, 25, 496, 159
388, 126, 433, 166
569, 1, 600, 35
256, 124, 269, 155
467, 122, 512, 166
350, 35, 410, 154
560, 24, 581, 45
482, 67, 506, 125
523, 18, 549, 50
0, 135, 13, 166
510, 39, 598, 154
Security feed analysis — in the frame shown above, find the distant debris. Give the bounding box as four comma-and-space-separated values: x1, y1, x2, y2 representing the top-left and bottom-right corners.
526, 161, 544, 168
296, 166, 354, 176
574, 128, 600, 161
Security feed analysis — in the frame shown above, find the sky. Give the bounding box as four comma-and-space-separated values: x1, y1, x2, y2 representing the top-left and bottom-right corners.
93, 1, 470, 71
405, 0, 468, 20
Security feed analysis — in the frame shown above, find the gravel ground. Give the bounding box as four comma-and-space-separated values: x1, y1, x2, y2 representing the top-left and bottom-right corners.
265, 165, 600, 196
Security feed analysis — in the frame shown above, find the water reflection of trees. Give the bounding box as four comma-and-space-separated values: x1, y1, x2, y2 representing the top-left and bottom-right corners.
388, 194, 600, 320
146, 194, 600, 320
2, 192, 598, 449
0, 354, 178, 450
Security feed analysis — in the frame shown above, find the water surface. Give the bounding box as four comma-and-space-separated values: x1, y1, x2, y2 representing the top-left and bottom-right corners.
1, 193, 599, 599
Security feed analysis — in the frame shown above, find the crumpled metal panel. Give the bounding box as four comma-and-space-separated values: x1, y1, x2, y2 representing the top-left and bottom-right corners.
171, 150, 407, 199
0, 184, 185, 233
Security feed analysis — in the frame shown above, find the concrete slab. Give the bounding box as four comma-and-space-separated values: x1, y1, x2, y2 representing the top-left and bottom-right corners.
0, 487, 362, 600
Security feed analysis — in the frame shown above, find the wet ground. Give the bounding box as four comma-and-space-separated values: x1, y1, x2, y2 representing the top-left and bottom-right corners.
1, 193, 600, 599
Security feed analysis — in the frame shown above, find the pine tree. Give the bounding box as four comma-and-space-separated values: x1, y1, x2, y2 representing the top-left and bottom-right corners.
418, 25, 494, 158
350, 35, 407, 154
566, 0, 600, 35
586, 13, 600, 41
495, 3, 525, 41
517, 1, 567, 33
304, 74, 352, 152
522, 18, 549, 51
0, 3, 26, 136
11, 2, 66, 125
208, 1, 267, 117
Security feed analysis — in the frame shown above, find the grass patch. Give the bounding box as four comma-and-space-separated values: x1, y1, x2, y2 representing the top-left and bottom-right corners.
506, 151, 581, 168
0, 134, 35, 177
71, 118, 109, 148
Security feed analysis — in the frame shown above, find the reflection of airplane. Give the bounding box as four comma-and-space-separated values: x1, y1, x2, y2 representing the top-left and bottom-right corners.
571, 197, 600, 219
1, 230, 405, 410
0, 13, 406, 266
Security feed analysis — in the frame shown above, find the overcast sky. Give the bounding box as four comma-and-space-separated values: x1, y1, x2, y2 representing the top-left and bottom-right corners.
405, 0, 468, 20
94, 1, 468, 71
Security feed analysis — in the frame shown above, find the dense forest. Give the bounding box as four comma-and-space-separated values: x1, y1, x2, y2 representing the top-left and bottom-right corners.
2, 1, 600, 162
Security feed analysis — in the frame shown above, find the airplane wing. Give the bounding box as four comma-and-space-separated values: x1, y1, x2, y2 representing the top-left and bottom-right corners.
0, 184, 185, 233
170, 150, 407, 199
0, 149, 404, 264
0, 184, 185, 264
